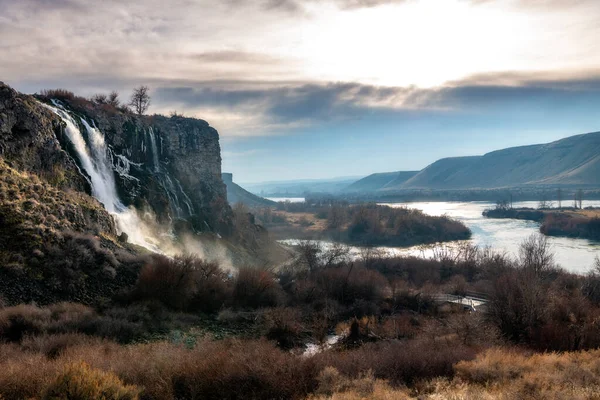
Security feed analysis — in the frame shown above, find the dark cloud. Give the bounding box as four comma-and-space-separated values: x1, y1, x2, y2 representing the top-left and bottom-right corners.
189, 51, 282, 65
153, 82, 416, 126
151, 73, 600, 133
260, 0, 408, 13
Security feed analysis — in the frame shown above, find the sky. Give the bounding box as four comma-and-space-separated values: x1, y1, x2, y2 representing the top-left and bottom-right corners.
1, 0, 600, 182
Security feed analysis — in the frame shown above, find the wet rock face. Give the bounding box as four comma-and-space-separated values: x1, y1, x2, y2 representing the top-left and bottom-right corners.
0, 81, 233, 237
48, 96, 233, 236
0, 82, 89, 193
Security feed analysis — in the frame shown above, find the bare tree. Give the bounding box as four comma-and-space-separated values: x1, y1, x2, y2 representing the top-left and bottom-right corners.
295, 240, 323, 273
91, 93, 108, 104
322, 242, 351, 267
359, 246, 387, 268
326, 205, 346, 230
107, 91, 120, 107
519, 234, 554, 275
495, 199, 510, 211
538, 194, 553, 209
129, 85, 151, 115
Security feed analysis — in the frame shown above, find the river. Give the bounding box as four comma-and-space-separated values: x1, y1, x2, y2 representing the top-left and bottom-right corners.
272, 198, 600, 274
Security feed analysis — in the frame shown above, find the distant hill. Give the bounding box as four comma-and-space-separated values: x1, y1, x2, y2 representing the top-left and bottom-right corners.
399, 132, 600, 190
223, 173, 276, 207
242, 176, 363, 197
343, 171, 419, 192
352, 132, 600, 193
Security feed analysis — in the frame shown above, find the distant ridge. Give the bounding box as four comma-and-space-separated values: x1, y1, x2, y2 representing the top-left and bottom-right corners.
344, 171, 418, 192
223, 173, 276, 207
400, 132, 600, 189
350, 132, 600, 193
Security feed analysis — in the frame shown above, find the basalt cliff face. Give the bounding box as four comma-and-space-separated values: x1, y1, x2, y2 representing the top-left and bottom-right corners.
0, 82, 286, 305
46, 92, 232, 236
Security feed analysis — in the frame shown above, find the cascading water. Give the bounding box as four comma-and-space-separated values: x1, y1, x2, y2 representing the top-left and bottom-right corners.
148, 128, 160, 173
147, 128, 194, 218
44, 101, 161, 252
79, 118, 125, 213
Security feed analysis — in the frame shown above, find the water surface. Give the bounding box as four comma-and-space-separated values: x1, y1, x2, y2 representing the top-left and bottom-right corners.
281, 201, 600, 274
380, 201, 600, 274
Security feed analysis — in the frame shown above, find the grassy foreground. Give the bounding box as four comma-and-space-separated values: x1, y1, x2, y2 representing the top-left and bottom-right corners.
3, 233, 600, 399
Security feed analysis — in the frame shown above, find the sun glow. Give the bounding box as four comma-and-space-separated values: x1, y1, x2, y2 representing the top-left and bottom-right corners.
272, 0, 597, 88
288, 0, 530, 87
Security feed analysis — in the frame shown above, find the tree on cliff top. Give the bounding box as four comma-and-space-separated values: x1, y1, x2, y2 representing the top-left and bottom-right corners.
129, 86, 151, 115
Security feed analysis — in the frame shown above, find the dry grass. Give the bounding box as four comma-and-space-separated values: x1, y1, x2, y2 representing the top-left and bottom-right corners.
43, 361, 140, 400
312, 348, 600, 400
0, 338, 318, 400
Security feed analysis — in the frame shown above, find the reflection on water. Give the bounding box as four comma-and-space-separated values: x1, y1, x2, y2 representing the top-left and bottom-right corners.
381, 201, 600, 274
282, 201, 600, 274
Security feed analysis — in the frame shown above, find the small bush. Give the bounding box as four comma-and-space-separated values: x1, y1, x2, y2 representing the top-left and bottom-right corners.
133, 255, 229, 313
262, 307, 305, 349
21, 333, 102, 359
0, 304, 50, 342
42, 362, 140, 400
313, 338, 476, 386
232, 267, 283, 309
40, 89, 76, 101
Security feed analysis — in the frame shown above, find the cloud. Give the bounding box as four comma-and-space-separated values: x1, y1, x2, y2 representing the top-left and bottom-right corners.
188, 51, 282, 65
151, 82, 419, 134
263, 0, 408, 12
2, 0, 600, 139
147, 70, 600, 136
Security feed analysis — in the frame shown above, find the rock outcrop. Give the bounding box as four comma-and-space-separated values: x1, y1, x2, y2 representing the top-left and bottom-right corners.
223, 173, 276, 208
47, 95, 232, 235
0, 83, 90, 193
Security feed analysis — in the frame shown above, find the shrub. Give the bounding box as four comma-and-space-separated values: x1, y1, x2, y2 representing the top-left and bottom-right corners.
42, 362, 140, 400
133, 255, 229, 313
134, 255, 196, 310
40, 89, 76, 101
0, 302, 192, 345
21, 333, 102, 359
232, 267, 283, 309
262, 307, 305, 349
313, 338, 476, 386
311, 265, 387, 307
0, 304, 50, 342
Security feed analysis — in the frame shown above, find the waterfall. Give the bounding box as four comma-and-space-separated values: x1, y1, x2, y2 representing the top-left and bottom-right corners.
147, 128, 160, 172
80, 118, 125, 213
44, 101, 160, 252
146, 127, 194, 218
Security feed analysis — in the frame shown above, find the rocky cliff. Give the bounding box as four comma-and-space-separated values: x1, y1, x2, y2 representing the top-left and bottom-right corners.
42, 92, 232, 236
0, 82, 287, 305
223, 173, 276, 208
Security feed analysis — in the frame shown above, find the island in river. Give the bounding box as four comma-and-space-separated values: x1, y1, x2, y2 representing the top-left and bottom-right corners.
254, 201, 471, 247
483, 207, 600, 241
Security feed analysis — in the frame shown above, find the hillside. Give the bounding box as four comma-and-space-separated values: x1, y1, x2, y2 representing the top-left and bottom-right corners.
343, 171, 418, 192
351, 132, 600, 193
401, 132, 600, 189
223, 173, 276, 207
243, 176, 362, 197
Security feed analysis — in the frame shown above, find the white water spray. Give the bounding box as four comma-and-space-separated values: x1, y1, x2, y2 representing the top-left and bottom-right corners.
45, 101, 161, 252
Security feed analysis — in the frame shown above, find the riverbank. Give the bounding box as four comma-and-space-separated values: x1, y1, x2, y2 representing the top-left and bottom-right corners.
257, 202, 471, 247
483, 207, 600, 240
